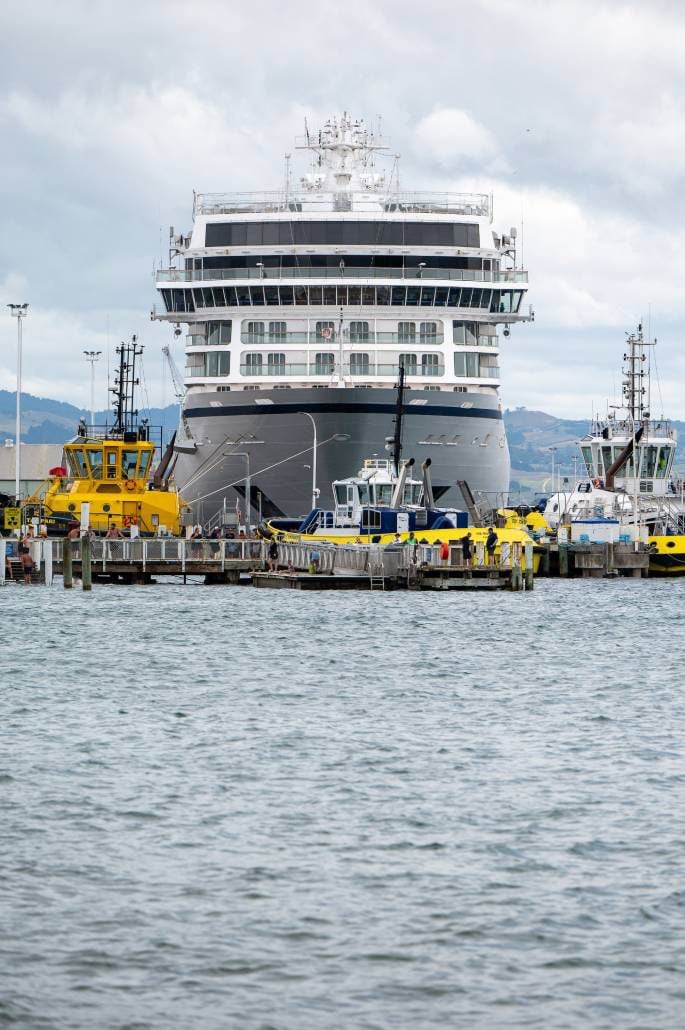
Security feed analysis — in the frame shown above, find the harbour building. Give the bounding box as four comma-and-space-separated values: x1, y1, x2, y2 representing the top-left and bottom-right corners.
153, 114, 532, 522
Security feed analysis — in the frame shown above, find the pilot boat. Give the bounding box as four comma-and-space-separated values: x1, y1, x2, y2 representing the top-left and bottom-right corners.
24, 339, 187, 535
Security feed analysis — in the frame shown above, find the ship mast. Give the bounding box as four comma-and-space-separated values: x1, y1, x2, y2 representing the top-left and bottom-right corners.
111, 336, 143, 434
622, 323, 651, 425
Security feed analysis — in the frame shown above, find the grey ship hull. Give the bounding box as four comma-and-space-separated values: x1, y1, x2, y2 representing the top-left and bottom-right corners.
173, 387, 510, 522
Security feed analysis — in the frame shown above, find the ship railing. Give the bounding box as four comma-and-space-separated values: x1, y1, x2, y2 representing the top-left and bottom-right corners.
193, 190, 490, 217
157, 266, 528, 284
238, 362, 445, 377
238, 330, 445, 346
49, 537, 264, 566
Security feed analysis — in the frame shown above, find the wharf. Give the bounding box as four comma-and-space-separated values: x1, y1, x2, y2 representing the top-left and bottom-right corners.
1, 537, 534, 592
536, 541, 650, 579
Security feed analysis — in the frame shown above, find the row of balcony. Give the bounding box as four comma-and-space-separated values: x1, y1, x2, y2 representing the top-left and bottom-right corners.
184, 363, 501, 379
187, 331, 500, 348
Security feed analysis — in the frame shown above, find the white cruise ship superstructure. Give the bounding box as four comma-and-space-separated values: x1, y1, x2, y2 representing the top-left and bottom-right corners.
153, 114, 532, 522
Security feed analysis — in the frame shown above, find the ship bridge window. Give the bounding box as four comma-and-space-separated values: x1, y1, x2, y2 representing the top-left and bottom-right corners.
236, 286, 252, 306
642, 445, 659, 479
403, 483, 422, 505
65, 451, 80, 478
87, 449, 104, 479
122, 450, 139, 479
601, 446, 613, 475
375, 484, 393, 506
581, 446, 593, 476
334, 484, 349, 505
391, 287, 407, 306
205, 221, 480, 248
657, 446, 672, 477
420, 287, 435, 306
139, 452, 152, 480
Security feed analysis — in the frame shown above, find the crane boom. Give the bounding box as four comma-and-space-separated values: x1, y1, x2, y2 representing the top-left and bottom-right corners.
162, 345, 186, 401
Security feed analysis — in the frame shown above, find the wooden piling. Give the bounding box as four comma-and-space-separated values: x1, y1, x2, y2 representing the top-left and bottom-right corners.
524, 542, 534, 590
63, 538, 73, 589
81, 537, 92, 592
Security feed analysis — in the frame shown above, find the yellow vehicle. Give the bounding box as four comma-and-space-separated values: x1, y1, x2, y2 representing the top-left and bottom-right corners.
24, 340, 186, 535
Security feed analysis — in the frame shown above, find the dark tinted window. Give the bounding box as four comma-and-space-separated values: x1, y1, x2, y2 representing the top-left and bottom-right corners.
205, 220, 480, 247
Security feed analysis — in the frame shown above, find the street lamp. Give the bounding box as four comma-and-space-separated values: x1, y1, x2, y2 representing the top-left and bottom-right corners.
549, 446, 558, 493
83, 350, 102, 430
300, 411, 318, 511
256, 262, 265, 279
418, 262, 426, 278
7, 303, 28, 501
230, 451, 252, 530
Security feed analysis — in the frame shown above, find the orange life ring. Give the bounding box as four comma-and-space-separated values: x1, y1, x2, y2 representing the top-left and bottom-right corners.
125, 480, 136, 491
592, 478, 602, 488
123, 515, 138, 528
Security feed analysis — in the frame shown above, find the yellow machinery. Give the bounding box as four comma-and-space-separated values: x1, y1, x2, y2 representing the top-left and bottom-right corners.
24, 339, 185, 535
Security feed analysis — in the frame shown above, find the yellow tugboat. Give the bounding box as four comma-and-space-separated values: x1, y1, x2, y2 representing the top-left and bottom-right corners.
24, 339, 186, 535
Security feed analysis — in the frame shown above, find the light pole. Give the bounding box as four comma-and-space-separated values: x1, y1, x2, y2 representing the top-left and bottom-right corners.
300, 411, 318, 510
231, 452, 251, 530
7, 303, 28, 501
83, 350, 102, 430
549, 446, 558, 494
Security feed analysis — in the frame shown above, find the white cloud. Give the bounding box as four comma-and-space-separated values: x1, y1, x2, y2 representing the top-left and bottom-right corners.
414, 108, 501, 170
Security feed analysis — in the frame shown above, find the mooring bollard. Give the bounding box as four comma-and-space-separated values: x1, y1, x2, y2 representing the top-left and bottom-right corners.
63, 537, 73, 589
81, 536, 92, 592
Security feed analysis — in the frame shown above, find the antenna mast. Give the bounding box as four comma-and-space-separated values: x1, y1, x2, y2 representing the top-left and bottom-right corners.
111, 335, 144, 434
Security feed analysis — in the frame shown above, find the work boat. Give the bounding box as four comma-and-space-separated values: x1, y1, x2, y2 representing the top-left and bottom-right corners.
260, 453, 539, 569
541, 324, 685, 573
24, 340, 186, 535
261, 456, 466, 540
153, 112, 532, 524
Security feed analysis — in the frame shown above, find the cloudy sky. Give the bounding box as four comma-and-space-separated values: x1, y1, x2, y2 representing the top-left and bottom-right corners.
2, 0, 685, 418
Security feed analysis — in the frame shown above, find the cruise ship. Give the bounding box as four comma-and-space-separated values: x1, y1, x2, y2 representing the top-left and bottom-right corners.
153, 114, 532, 523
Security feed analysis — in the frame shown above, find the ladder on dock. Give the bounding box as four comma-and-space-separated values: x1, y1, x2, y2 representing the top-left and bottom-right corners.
368, 546, 385, 591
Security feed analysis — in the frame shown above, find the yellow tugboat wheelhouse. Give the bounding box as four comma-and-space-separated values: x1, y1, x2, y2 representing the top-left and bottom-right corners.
24, 339, 185, 535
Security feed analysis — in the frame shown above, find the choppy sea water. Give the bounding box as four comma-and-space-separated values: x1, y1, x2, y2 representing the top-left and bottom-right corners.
2, 578, 685, 1030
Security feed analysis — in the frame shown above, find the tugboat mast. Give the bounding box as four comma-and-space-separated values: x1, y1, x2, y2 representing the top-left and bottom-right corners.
111, 336, 143, 435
